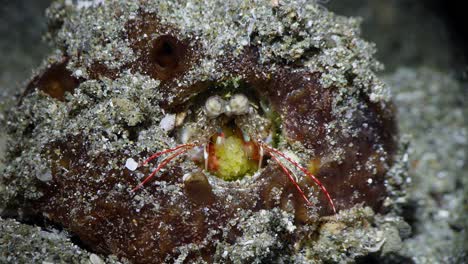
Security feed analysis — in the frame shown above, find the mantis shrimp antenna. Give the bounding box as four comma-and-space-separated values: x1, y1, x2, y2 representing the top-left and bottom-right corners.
261, 143, 337, 214
268, 152, 312, 206
140, 143, 197, 166
131, 144, 196, 192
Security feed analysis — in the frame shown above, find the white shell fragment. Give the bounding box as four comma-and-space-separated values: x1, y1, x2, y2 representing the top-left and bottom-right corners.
89, 254, 105, 264
228, 94, 249, 115
125, 158, 139, 171
160, 114, 176, 132
205, 96, 226, 117
36, 170, 53, 182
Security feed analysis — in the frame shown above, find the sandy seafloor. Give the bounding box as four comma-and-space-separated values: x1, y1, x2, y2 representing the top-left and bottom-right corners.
0, 0, 466, 263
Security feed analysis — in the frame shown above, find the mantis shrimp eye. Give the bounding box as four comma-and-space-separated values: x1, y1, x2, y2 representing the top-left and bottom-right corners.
227, 94, 250, 115
204, 95, 226, 117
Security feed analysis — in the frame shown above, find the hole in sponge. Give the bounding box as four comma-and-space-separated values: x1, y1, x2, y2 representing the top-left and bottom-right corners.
24, 60, 80, 101
151, 35, 183, 71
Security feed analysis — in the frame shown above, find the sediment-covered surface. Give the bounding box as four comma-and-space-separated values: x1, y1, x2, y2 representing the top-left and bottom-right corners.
0, 0, 465, 263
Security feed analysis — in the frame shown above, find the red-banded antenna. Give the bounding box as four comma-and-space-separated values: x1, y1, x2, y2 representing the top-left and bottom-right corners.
140, 143, 196, 166
131, 145, 195, 192
268, 152, 312, 206
261, 143, 337, 214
